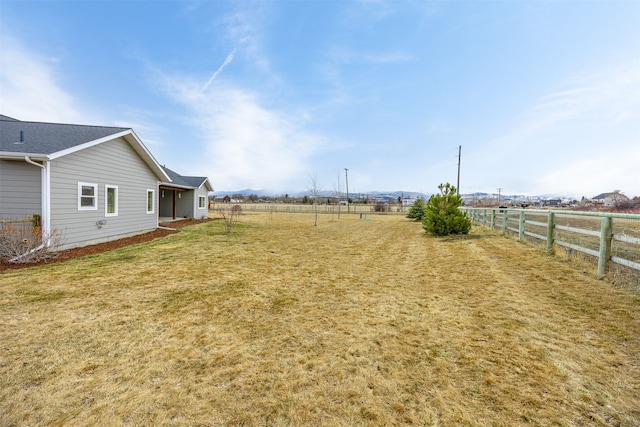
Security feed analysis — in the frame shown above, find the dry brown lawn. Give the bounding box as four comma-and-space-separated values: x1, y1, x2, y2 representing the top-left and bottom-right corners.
1, 212, 639, 426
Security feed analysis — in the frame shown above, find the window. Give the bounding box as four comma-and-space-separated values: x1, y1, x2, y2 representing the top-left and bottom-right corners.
78, 182, 98, 210
198, 195, 206, 209
105, 185, 118, 216
147, 189, 155, 214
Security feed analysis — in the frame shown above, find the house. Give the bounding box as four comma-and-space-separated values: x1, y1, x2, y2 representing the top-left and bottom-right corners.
541, 199, 562, 207
592, 192, 630, 207
401, 197, 417, 207
159, 166, 213, 221
0, 115, 212, 250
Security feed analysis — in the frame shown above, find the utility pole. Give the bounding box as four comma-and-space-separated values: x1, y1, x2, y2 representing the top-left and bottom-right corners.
497, 187, 503, 207
344, 168, 350, 213
456, 145, 461, 196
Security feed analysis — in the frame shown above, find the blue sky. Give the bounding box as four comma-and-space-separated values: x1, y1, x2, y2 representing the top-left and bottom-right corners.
1, 0, 639, 198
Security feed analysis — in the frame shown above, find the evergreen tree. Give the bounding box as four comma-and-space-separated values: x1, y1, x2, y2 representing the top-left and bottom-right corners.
422, 183, 471, 236
406, 198, 426, 221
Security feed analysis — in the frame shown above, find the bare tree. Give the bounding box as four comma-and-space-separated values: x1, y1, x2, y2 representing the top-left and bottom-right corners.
308, 171, 321, 226
217, 204, 242, 234
332, 170, 344, 220
609, 190, 630, 208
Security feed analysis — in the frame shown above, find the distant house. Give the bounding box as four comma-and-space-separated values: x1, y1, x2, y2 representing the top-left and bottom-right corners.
402, 197, 417, 207
592, 192, 630, 207
542, 199, 562, 207
0, 115, 212, 250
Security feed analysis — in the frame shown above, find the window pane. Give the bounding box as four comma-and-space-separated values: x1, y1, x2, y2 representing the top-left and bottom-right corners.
82, 186, 94, 196
107, 188, 116, 214
81, 196, 94, 207
147, 191, 154, 212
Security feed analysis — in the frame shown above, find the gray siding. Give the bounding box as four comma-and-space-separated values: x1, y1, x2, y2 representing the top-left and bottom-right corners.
0, 159, 41, 218
159, 189, 174, 218
159, 189, 191, 218
194, 186, 209, 219
176, 190, 194, 218
49, 137, 159, 249
159, 188, 206, 219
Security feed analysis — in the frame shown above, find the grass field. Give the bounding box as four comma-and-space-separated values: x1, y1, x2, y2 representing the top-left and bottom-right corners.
1, 212, 639, 426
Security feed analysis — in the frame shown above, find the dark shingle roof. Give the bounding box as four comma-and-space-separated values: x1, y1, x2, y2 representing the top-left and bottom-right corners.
162, 166, 209, 189
0, 115, 170, 182
592, 193, 611, 199
0, 116, 129, 155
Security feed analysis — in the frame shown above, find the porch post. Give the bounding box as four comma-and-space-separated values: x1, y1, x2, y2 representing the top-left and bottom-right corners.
173, 190, 177, 219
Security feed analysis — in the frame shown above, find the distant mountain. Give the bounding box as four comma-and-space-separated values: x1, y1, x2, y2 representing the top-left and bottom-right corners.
213, 189, 271, 197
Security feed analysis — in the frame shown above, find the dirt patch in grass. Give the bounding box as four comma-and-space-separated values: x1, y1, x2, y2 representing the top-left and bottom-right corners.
0, 218, 214, 272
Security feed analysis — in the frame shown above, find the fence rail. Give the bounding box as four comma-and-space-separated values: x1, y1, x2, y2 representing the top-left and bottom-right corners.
0, 216, 38, 232
461, 207, 640, 280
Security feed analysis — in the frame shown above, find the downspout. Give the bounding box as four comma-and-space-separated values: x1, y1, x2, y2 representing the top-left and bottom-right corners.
10, 156, 50, 261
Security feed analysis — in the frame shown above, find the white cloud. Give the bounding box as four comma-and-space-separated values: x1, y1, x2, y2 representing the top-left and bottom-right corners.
221, 4, 274, 78
201, 49, 236, 93
476, 61, 640, 196
145, 4, 327, 191
325, 45, 411, 66
157, 74, 325, 191
0, 36, 86, 123
345, 0, 395, 24
534, 146, 640, 198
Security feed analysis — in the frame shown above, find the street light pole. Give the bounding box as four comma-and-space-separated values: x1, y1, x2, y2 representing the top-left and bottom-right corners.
457, 145, 461, 196
345, 168, 350, 213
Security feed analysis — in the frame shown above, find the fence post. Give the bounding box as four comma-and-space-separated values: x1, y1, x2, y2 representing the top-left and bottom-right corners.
597, 216, 613, 277
518, 211, 525, 242
490, 209, 496, 231
546, 212, 555, 254
502, 210, 507, 233
483, 209, 487, 226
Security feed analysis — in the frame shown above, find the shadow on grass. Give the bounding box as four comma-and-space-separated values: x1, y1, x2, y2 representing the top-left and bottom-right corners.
433, 233, 490, 242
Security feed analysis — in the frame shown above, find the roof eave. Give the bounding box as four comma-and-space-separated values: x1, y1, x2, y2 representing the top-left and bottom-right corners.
160, 182, 196, 190
200, 178, 214, 192
0, 151, 50, 161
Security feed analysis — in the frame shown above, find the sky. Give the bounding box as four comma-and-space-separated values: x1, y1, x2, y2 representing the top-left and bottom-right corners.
1, 0, 639, 198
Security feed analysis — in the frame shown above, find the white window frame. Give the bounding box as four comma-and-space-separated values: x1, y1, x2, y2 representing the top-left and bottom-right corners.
78, 182, 98, 211
146, 189, 155, 214
198, 195, 206, 209
105, 185, 118, 217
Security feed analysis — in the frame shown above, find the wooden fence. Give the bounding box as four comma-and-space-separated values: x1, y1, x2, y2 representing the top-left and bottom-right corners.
460, 207, 640, 279
212, 202, 406, 215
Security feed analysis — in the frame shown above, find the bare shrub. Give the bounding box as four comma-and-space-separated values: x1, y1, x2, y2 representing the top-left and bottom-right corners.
217, 204, 242, 234
0, 217, 65, 263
